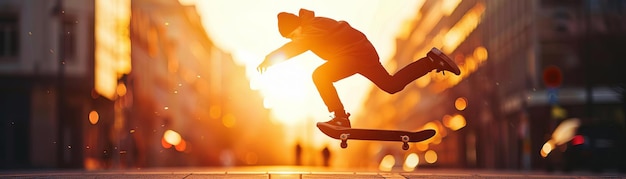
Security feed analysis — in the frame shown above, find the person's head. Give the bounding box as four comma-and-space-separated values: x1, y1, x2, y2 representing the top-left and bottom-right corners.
277, 12, 300, 38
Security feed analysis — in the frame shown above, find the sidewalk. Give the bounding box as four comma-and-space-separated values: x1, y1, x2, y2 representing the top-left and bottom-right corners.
1, 166, 623, 178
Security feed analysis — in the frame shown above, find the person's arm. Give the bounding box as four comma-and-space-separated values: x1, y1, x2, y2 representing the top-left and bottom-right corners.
257, 40, 308, 73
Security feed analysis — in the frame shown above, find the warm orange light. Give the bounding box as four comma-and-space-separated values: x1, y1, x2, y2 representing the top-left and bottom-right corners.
161, 137, 172, 149
403, 153, 419, 171
163, 130, 182, 146
168, 58, 179, 73
84, 157, 101, 170
249, 57, 315, 125
193, 0, 424, 132
447, 114, 466, 131
441, 0, 462, 16
416, 142, 429, 151
222, 114, 237, 128
442, 114, 452, 128
422, 121, 442, 144
116, 83, 127, 97
465, 56, 477, 72
175, 139, 187, 152
424, 150, 438, 164
415, 74, 431, 88
541, 140, 555, 158
455, 97, 467, 111
473, 46, 488, 62
94, 0, 131, 100
442, 3, 485, 54
88, 110, 99, 125
191, 0, 426, 156
379, 155, 395, 171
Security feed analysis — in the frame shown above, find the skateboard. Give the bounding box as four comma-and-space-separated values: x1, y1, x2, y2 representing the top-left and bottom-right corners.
317, 122, 436, 150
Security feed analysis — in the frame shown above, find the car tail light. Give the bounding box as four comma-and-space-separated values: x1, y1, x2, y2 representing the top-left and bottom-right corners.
571, 135, 585, 146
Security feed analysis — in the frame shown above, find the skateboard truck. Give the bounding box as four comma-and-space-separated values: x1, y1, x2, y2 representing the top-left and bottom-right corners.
340, 133, 350, 148
401, 135, 410, 150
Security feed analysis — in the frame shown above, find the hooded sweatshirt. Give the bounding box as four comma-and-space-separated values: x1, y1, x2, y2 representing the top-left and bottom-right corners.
270, 9, 379, 63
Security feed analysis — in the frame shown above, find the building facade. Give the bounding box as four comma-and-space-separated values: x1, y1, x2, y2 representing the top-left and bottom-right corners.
0, 0, 272, 169
356, 0, 626, 170
127, 0, 273, 168
0, 0, 96, 169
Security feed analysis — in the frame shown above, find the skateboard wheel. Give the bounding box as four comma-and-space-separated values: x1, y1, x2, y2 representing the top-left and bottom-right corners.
340, 133, 349, 140
401, 135, 410, 142
402, 143, 409, 150
340, 141, 348, 149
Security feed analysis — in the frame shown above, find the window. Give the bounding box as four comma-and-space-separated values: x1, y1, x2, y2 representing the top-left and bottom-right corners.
0, 15, 18, 59
60, 18, 76, 62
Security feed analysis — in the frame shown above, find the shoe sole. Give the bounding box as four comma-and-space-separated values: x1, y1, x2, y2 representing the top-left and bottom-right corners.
430, 47, 461, 75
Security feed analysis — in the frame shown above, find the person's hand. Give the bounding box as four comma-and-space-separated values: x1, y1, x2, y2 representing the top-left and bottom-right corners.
256, 58, 272, 74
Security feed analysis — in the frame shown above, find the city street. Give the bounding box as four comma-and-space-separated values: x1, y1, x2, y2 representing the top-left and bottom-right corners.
2, 0, 626, 176
1, 166, 624, 178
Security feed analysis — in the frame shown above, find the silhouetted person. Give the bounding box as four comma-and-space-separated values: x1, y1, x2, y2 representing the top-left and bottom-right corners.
295, 142, 302, 165
321, 146, 331, 167
257, 9, 460, 128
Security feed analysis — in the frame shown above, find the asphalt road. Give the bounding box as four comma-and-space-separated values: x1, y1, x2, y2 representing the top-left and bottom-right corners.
1, 166, 624, 178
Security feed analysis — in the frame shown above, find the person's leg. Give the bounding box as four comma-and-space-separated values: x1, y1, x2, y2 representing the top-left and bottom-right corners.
360, 57, 434, 94
312, 60, 359, 115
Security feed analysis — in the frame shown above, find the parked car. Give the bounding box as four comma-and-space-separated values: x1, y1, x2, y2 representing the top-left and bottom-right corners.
561, 119, 626, 172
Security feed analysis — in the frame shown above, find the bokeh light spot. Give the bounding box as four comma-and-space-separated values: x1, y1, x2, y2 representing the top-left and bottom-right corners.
473, 46, 488, 62
403, 153, 419, 171
379, 155, 395, 171
116, 83, 127, 97
445, 114, 467, 131
175, 140, 187, 152
455, 97, 467, 111
541, 140, 555, 158
163, 130, 182, 146
161, 137, 172, 149
88, 110, 99, 125
424, 150, 438, 164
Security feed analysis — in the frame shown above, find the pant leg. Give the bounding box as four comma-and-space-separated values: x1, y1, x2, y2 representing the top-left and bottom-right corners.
360, 57, 433, 94
312, 57, 433, 113
312, 60, 359, 113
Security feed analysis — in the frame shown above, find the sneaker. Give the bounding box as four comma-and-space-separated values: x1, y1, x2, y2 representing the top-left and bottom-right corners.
321, 112, 351, 128
427, 47, 461, 75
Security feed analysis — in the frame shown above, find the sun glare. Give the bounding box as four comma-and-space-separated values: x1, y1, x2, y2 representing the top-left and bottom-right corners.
184, 0, 424, 153
192, 0, 421, 128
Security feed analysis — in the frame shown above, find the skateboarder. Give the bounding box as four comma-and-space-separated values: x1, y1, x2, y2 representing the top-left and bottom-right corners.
257, 9, 461, 128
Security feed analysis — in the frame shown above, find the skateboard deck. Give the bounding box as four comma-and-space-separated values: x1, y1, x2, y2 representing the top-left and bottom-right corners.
317, 122, 436, 150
